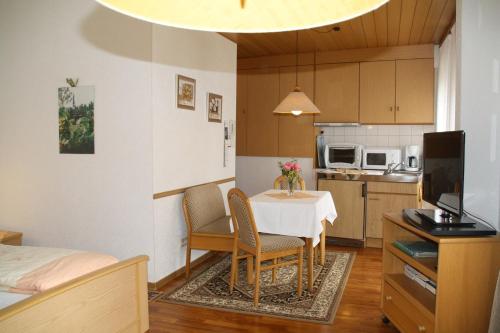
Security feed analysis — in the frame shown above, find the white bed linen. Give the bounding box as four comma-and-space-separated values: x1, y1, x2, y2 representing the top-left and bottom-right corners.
0, 291, 29, 310
0, 245, 80, 289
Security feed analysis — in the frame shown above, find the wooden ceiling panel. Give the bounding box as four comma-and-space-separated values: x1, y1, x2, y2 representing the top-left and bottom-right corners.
374, 4, 389, 47
409, 0, 433, 44
362, 13, 378, 48
387, 0, 402, 46
420, 0, 448, 43
432, 0, 456, 43
397, 0, 417, 45
220, 0, 455, 58
350, 17, 368, 49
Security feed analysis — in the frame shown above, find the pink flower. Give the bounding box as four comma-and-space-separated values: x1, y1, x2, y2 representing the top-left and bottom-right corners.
283, 162, 292, 171
292, 163, 301, 171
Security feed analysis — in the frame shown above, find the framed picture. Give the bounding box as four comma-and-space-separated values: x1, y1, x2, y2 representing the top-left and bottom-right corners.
58, 86, 95, 154
176, 75, 196, 110
207, 93, 222, 123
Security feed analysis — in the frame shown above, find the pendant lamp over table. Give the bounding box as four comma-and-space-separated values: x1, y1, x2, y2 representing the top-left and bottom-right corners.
272, 31, 320, 116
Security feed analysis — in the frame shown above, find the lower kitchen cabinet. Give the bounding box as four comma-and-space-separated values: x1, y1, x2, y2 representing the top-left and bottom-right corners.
318, 179, 364, 240
366, 182, 421, 247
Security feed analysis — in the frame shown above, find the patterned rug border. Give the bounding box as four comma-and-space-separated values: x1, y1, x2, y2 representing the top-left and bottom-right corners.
152, 251, 356, 324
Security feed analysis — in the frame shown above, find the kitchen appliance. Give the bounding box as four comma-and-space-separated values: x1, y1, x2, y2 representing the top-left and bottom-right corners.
324, 143, 363, 169
362, 148, 402, 170
404, 145, 420, 171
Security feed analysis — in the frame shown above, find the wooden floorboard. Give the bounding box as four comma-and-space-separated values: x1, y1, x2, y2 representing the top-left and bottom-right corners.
149, 246, 399, 333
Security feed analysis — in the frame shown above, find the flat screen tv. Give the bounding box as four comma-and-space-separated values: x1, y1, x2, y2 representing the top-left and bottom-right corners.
422, 130, 465, 216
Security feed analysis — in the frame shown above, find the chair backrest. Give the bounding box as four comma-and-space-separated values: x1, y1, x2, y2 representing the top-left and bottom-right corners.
183, 183, 226, 233
273, 175, 306, 191
227, 188, 259, 249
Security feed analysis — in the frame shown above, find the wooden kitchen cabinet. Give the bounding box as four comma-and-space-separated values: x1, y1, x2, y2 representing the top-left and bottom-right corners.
318, 179, 364, 240
236, 72, 247, 156
246, 68, 280, 156
366, 181, 421, 247
396, 59, 435, 124
278, 66, 315, 157
360, 61, 396, 124
360, 59, 434, 125
314, 63, 360, 123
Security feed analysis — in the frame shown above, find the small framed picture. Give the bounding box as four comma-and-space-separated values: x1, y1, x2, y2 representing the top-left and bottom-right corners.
207, 93, 222, 123
177, 75, 196, 110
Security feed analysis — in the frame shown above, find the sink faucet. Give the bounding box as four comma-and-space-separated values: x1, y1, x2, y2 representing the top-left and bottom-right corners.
384, 162, 404, 175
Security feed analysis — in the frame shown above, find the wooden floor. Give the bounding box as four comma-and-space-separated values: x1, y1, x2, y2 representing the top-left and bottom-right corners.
149, 246, 399, 333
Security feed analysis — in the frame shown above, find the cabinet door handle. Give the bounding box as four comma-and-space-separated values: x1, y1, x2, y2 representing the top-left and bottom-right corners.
368, 198, 380, 201
389, 106, 393, 111
396, 106, 400, 111
417, 325, 426, 332
385, 295, 392, 301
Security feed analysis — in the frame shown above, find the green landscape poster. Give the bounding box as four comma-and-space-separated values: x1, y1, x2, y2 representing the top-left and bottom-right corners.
58, 86, 95, 154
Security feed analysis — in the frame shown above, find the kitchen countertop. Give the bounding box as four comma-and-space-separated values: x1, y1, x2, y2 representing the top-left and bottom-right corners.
316, 169, 421, 183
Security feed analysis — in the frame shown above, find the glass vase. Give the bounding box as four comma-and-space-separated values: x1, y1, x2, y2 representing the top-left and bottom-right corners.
287, 179, 296, 196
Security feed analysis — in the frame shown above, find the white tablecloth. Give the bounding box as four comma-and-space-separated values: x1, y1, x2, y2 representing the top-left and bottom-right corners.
249, 190, 337, 246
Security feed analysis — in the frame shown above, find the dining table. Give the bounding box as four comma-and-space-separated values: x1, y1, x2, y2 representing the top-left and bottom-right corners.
249, 189, 337, 291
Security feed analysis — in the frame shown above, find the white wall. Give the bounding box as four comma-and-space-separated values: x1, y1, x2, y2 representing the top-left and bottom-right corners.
151, 26, 236, 281
0, 0, 237, 282
457, 0, 500, 230
0, 0, 156, 271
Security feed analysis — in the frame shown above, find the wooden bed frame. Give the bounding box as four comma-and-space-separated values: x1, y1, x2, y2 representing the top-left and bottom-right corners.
0, 255, 149, 333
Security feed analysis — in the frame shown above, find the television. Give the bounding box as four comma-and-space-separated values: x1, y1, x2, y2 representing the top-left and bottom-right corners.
422, 130, 465, 217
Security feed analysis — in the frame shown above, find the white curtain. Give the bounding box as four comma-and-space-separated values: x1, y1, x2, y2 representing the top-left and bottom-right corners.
436, 24, 457, 132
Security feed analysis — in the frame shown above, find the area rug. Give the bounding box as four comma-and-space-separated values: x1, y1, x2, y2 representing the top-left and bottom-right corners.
151, 251, 355, 323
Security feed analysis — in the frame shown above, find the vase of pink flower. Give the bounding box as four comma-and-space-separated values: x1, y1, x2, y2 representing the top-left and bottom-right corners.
278, 159, 302, 196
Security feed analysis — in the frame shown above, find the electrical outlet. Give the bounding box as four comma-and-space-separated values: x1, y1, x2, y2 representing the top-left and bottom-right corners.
181, 237, 188, 247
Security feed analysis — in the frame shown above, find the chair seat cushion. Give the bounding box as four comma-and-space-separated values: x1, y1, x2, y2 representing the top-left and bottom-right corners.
195, 216, 232, 235
259, 234, 305, 253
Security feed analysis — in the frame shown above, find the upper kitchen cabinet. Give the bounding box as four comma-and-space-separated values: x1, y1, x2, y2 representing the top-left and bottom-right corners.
396, 59, 435, 124
360, 61, 396, 124
236, 72, 247, 156
278, 66, 315, 157
314, 63, 360, 123
246, 68, 280, 156
360, 59, 435, 124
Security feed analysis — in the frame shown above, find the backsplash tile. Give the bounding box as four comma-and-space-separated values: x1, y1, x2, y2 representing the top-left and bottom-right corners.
320, 124, 435, 151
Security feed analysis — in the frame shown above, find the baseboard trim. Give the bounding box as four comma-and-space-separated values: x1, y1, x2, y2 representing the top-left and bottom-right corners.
148, 251, 218, 290
326, 236, 364, 248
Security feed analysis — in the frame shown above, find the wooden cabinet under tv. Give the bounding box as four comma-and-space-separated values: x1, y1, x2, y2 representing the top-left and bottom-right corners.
382, 213, 500, 333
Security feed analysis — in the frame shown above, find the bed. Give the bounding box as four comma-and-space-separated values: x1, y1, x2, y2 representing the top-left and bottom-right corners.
0, 244, 149, 332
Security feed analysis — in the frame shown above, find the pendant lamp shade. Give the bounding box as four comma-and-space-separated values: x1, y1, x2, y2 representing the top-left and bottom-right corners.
273, 87, 320, 116
95, 0, 388, 33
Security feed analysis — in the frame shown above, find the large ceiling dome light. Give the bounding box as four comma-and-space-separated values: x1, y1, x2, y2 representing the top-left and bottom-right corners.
95, 0, 389, 33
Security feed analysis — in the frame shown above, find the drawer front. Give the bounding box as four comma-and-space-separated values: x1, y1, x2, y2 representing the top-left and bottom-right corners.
383, 282, 434, 333
367, 181, 418, 195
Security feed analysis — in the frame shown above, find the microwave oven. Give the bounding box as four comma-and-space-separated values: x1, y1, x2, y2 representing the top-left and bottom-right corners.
324, 144, 363, 169
363, 148, 402, 170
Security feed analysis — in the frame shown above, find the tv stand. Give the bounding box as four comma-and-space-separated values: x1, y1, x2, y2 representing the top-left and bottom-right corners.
404, 209, 496, 236
382, 212, 500, 333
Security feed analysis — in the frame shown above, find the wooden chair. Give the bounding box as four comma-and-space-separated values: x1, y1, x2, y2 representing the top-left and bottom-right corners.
183, 183, 234, 278
227, 188, 304, 306
273, 175, 306, 191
